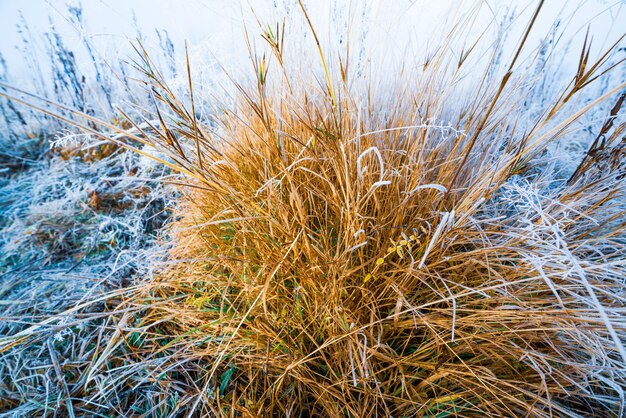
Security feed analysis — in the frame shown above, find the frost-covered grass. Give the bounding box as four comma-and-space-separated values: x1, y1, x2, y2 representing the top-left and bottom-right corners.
0, 132, 175, 415
1, 1, 626, 417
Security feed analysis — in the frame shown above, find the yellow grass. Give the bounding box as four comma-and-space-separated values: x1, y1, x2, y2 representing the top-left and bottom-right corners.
1, 2, 625, 416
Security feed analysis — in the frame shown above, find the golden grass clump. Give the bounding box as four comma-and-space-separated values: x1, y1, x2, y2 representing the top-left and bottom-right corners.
1, 2, 625, 416
106, 5, 626, 416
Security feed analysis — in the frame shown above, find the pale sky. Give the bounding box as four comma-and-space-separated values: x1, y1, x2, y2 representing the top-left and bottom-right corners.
0, 0, 623, 81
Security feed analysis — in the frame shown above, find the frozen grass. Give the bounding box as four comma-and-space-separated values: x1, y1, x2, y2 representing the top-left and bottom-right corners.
1, 0, 626, 416
0, 131, 175, 416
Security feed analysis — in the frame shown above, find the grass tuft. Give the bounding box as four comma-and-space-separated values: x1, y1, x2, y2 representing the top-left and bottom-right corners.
1, 2, 625, 416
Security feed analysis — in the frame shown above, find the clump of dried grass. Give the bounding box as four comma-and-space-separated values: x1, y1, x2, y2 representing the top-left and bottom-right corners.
1, 1, 625, 416
107, 5, 626, 416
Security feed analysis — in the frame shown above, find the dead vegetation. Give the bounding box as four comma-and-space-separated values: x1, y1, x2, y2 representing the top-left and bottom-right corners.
0, 0, 625, 416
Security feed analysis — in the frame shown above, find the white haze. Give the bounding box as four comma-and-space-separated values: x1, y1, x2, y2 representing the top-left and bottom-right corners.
1, 0, 624, 82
